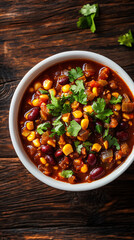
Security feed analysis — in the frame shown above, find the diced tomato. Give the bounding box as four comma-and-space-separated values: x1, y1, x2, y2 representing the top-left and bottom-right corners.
89, 80, 100, 88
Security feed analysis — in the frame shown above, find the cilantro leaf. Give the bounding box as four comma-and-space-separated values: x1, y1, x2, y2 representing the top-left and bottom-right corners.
37, 122, 51, 135
92, 98, 113, 121
95, 124, 102, 134
68, 67, 83, 82
62, 103, 71, 114
67, 120, 81, 137
50, 116, 65, 137
61, 170, 73, 178
77, 4, 99, 33
70, 80, 87, 105
39, 89, 49, 94
118, 30, 134, 47
110, 95, 122, 105
103, 128, 109, 138
74, 141, 83, 154
83, 141, 93, 152
105, 135, 120, 150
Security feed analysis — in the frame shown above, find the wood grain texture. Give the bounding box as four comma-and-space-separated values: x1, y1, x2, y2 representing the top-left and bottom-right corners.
0, 0, 134, 239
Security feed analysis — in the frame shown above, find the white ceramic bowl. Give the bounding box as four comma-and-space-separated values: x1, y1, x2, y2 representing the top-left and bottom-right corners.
9, 51, 134, 191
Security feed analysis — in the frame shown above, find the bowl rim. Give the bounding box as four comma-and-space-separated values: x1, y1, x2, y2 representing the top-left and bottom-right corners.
9, 50, 134, 191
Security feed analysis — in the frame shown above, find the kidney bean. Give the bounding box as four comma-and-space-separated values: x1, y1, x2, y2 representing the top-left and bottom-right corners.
28, 107, 40, 121
74, 118, 81, 124
116, 131, 129, 141
87, 153, 97, 166
90, 167, 105, 180
55, 149, 64, 158
41, 145, 54, 154
45, 155, 55, 166
58, 76, 69, 85
119, 121, 129, 130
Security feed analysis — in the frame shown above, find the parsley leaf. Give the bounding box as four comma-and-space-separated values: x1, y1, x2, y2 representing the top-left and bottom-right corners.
67, 120, 81, 137
118, 30, 134, 47
95, 124, 102, 134
70, 80, 87, 105
105, 135, 120, 150
74, 141, 83, 154
110, 95, 122, 105
68, 67, 83, 82
61, 170, 73, 178
92, 98, 113, 121
37, 122, 51, 135
50, 116, 65, 137
77, 4, 99, 33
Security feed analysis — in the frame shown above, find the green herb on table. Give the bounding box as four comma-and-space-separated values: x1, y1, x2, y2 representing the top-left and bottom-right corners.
92, 98, 113, 121
68, 67, 84, 82
37, 122, 51, 135
77, 3, 99, 33
61, 170, 73, 178
67, 120, 81, 137
110, 95, 122, 104
118, 30, 134, 47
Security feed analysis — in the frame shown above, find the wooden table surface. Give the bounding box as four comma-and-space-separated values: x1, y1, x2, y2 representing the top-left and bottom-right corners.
0, 0, 134, 239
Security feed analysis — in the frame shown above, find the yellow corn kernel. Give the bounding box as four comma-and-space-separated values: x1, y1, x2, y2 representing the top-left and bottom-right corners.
112, 92, 119, 98
43, 79, 53, 90
71, 101, 79, 110
128, 121, 132, 126
114, 111, 119, 117
81, 119, 89, 130
34, 82, 42, 91
22, 128, 31, 137
29, 87, 34, 93
123, 113, 134, 120
103, 140, 108, 150
62, 84, 70, 93
81, 164, 88, 173
114, 104, 121, 111
47, 139, 56, 148
33, 138, 41, 147
26, 121, 34, 130
53, 166, 58, 170
92, 143, 102, 152
27, 131, 36, 141
92, 87, 98, 96
40, 157, 47, 165
73, 110, 83, 118
49, 88, 56, 96
83, 105, 93, 114
25, 112, 30, 119
62, 144, 73, 156
62, 113, 70, 123
39, 94, 49, 101
32, 98, 40, 106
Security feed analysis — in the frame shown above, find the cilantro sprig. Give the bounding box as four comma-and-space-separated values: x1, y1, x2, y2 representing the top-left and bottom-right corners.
61, 170, 73, 178
37, 122, 51, 135
118, 30, 134, 47
74, 141, 93, 154
39, 89, 49, 95
67, 120, 81, 137
70, 80, 87, 105
110, 95, 122, 105
92, 98, 113, 121
105, 135, 120, 150
50, 116, 65, 137
68, 67, 84, 82
77, 4, 99, 33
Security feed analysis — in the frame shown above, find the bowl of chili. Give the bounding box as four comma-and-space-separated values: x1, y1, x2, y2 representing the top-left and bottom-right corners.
9, 51, 134, 191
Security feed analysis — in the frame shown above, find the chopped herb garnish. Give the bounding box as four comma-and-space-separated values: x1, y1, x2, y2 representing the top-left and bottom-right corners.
110, 95, 122, 105
74, 141, 92, 153
118, 30, 134, 47
92, 98, 113, 121
77, 4, 99, 33
103, 128, 109, 138
67, 120, 81, 137
95, 124, 102, 134
105, 135, 120, 150
37, 122, 51, 135
61, 170, 73, 178
39, 89, 49, 94
50, 116, 65, 137
70, 80, 87, 105
62, 103, 71, 114
68, 67, 84, 82
83, 141, 93, 152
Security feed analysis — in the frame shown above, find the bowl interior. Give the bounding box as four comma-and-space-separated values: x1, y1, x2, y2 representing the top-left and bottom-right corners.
9, 51, 134, 191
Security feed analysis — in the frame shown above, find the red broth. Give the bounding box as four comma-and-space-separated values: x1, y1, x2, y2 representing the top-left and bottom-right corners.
18, 60, 134, 184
